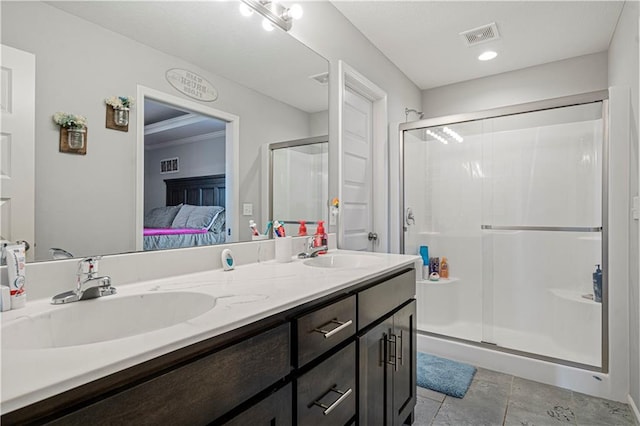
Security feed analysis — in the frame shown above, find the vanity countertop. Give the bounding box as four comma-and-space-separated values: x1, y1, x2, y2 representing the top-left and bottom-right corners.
1, 250, 418, 414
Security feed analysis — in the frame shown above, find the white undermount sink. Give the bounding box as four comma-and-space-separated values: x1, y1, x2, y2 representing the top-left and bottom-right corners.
303, 253, 379, 269
2, 292, 216, 350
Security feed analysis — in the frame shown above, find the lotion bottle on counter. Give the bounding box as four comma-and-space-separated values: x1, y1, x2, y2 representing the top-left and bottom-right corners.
4, 243, 26, 309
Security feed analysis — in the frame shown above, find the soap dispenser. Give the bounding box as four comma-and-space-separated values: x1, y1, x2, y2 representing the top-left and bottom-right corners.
592, 264, 602, 303
313, 220, 327, 254
298, 220, 307, 236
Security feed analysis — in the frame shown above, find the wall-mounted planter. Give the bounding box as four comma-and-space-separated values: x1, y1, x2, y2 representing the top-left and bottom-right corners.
106, 105, 129, 132
59, 127, 87, 155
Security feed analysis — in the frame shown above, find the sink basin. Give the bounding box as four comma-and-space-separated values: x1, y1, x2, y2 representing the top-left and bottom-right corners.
303, 253, 379, 269
2, 292, 216, 350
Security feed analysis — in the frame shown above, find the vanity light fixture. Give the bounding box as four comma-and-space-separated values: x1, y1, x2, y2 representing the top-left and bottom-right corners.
478, 50, 498, 61
240, 0, 303, 32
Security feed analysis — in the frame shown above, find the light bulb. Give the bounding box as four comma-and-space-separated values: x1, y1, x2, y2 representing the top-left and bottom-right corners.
286, 4, 303, 20
239, 3, 253, 17
262, 18, 274, 31
478, 51, 497, 61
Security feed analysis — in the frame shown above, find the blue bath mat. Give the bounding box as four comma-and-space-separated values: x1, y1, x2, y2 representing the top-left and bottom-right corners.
417, 352, 476, 398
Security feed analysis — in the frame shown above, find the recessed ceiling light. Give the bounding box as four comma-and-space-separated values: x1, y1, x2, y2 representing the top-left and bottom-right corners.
478, 51, 498, 61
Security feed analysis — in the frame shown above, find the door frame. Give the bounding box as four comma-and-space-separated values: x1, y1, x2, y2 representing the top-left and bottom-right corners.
337, 61, 388, 252
135, 85, 239, 250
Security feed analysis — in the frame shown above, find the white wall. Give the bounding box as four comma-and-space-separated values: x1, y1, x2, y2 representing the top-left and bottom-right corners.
1, 1, 316, 260
144, 137, 226, 213
608, 0, 640, 415
422, 52, 608, 118
290, 1, 422, 237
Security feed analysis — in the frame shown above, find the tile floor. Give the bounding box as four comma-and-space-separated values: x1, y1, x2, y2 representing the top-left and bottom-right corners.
414, 367, 638, 426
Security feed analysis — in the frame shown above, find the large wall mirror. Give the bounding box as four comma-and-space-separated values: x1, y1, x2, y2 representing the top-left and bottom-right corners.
1, 1, 328, 262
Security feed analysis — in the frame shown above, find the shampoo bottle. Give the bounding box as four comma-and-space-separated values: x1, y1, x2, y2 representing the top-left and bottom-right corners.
592, 264, 602, 303
440, 257, 449, 279
419, 246, 429, 280
313, 220, 327, 254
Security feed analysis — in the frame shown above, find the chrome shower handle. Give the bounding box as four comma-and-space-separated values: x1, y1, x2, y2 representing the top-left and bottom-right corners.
406, 207, 415, 226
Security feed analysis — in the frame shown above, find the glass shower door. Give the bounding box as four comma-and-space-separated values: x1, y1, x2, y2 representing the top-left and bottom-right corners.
481, 102, 603, 367
404, 100, 604, 368
403, 119, 485, 343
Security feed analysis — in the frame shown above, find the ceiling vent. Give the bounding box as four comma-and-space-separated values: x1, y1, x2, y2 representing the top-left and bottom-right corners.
460, 22, 500, 46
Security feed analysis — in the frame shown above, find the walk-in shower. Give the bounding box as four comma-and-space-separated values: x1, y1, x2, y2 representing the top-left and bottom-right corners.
400, 91, 608, 372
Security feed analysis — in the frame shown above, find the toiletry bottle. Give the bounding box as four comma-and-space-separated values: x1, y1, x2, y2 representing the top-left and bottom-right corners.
440, 257, 449, 279
221, 248, 235, 271
4, 243, 26, 309
592, 264, 602, 303
298, 220, 307, 236
313, 220, 327, 254
273, 220, 285, 237
430, 257, 440, 275
419, 246, 429, 280
249, 220, 260, 236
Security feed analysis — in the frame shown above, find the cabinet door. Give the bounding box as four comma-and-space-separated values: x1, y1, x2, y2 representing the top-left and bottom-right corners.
358, 316, 394, 426
392, 300, 417, 426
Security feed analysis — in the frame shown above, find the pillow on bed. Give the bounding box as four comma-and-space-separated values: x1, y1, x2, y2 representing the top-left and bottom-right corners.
144, 204, 183, 228
211, 210, 225, 234
171, 205, 225, 231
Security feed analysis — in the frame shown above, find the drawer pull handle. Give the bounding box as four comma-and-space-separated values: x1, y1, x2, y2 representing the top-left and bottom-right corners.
313, 319, 353, 339
313, 386, 353, 415
385, 333, 398, 371
398, 330, 403, 366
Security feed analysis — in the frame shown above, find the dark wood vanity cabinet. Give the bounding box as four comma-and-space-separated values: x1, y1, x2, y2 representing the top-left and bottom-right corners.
358, 274, 417, 426
3, 266, 416, 426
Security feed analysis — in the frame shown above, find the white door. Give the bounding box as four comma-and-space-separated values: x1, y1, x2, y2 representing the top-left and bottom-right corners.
0, 45, 35, 261
340, 86, 374, 251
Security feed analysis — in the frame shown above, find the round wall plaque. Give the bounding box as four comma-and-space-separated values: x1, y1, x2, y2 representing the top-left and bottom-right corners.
165, 68, 218, 102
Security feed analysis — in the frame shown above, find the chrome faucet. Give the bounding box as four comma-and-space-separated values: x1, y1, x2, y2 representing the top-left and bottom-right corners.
298, 236, 328, 259
51, 256, 116, 304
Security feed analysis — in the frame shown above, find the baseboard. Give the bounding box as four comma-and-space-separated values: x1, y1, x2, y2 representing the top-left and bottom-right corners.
629, 394, 640, 425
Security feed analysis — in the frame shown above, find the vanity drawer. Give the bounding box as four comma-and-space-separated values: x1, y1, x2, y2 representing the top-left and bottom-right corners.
296, 295, 356, 367
49, 323, 291, 426
224, 383, 292, 426
296, 342, 356, 426
358, 269, 415, 331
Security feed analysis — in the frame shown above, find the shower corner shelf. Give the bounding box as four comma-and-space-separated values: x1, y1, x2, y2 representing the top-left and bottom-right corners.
416, 277, 460, 285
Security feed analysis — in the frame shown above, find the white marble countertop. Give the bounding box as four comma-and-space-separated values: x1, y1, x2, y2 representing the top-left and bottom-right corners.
1, 250, 418, 414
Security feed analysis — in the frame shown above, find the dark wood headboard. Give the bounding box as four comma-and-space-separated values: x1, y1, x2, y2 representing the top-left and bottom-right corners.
165, 174, 226, 208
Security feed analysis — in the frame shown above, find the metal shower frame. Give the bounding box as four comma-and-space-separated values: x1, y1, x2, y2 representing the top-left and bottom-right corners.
398, 89, 610, 373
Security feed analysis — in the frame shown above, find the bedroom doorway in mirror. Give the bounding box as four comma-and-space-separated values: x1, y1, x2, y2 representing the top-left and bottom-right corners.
135, 86, 240, 251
